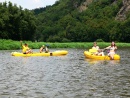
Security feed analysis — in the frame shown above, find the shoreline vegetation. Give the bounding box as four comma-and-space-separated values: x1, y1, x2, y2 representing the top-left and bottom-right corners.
0, 39, 130, 50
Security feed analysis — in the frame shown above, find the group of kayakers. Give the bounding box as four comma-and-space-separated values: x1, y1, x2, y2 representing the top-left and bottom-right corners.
20, 41, 49, 54
92, 41, 117, 60
20, 40, 117, 60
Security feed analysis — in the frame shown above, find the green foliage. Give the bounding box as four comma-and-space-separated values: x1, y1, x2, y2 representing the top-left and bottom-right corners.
0, 2, 36, 41
62, 38, 71, 42
1, 0, 130, 43
33, 0, 129, 42
1, 39, 130, 50
47, 35, 62, 42
96, 39, 104, 42
0, 39, 20, 50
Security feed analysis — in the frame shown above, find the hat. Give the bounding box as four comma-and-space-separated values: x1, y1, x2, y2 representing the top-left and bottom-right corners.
42, 45, 45, 47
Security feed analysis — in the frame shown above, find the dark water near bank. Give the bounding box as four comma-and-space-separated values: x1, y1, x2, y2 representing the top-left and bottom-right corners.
0, 48, 130, 98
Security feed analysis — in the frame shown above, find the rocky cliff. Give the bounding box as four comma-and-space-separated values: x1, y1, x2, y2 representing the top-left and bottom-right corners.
116, 0, 130, 20
78, 0, 130, 20
78, 0, 93, 12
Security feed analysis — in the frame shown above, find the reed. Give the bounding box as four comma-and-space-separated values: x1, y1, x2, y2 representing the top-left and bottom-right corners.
0, 39, 130, 50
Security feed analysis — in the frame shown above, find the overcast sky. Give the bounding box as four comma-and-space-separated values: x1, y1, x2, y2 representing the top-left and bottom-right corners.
0, 0, 58, 10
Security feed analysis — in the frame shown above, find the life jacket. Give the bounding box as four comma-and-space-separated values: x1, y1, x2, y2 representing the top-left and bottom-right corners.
92, 46, 99, 50
22, 45, 29, 53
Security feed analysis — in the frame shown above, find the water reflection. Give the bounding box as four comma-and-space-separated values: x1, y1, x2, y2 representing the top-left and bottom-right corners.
85, 59, 120, 65
85, 59, 103, 64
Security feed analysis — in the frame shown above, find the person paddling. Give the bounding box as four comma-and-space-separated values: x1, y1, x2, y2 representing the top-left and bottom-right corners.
92, 42, 104, 56
92, 42, 99, 50
40, 45, 49, 53
20, 41, 33, 54
104, 41, 117, 60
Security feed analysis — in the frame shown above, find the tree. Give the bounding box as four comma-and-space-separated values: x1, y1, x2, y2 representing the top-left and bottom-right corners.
0, 1, 36, 40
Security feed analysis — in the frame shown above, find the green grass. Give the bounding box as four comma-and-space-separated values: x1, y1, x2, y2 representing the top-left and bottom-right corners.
0, 39, 130, 50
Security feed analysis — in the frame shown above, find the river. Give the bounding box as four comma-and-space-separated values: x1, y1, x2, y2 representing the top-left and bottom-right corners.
0, 48, 130, 98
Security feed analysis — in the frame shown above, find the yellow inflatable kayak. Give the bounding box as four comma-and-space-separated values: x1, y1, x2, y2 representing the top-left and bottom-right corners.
11, 50, 68, 57
84, 51, 120, 60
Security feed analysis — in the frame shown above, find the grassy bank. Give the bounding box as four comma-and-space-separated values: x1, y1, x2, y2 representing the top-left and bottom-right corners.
0, 39, 130, 50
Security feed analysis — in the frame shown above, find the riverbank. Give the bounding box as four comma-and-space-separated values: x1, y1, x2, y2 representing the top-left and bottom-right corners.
0, 39, 130, 50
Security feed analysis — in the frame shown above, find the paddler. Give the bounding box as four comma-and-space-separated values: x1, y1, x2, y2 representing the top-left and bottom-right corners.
92, 42, 99, 50
40, 45, 49, 53
104, 41, 117, 60
92, 42, 104, 56
20, 41, 33, 54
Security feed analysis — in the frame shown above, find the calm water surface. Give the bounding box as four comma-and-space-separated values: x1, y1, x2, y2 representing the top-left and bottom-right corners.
0, 48, 130, 98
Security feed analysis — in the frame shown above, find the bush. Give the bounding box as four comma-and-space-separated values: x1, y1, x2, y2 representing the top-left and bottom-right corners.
96, 39, 104, 42
47, 36, 62, 42
62, 38, 71, 42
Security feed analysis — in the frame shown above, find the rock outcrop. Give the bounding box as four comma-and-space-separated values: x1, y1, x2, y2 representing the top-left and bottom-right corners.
116, 0, 130, 20
78, 0, 93, 12
78, 0, 130, 20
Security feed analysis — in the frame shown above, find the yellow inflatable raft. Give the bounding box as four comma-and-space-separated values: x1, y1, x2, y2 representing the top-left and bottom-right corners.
11, 50, 68, 57
84, 51, 120, 60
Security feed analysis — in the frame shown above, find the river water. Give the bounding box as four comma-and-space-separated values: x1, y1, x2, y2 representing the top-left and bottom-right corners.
0, 48, 130, 98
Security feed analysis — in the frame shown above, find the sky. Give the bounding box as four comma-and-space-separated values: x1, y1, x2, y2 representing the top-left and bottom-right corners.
0, 0, 58, 10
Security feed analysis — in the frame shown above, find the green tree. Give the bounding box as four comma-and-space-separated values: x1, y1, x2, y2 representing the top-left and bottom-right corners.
0, 1, 36, 41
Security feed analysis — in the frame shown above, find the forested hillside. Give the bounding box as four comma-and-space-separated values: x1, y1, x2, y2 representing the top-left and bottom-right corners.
0, 0, 130, 42
34, 0, 130, 42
